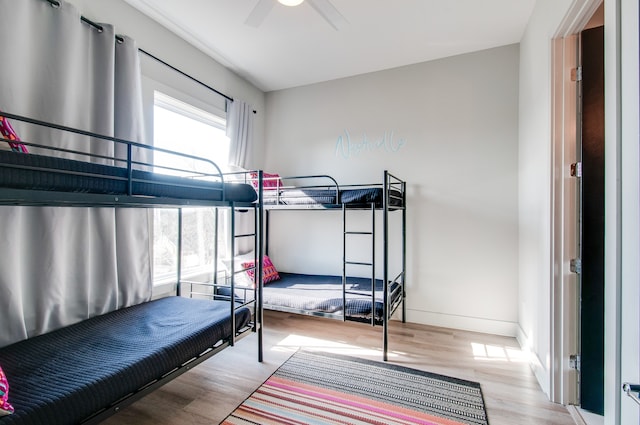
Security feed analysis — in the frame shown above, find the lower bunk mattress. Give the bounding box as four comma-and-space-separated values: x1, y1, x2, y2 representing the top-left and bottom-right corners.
255, 272, 403, 322
0, 296, 252, 425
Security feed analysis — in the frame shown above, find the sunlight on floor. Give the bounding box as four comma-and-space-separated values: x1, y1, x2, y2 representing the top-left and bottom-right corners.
471, 342, 530, 362
272, 333, 399, 358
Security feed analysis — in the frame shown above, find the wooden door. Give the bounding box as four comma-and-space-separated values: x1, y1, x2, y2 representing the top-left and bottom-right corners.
579, 24, 605, 415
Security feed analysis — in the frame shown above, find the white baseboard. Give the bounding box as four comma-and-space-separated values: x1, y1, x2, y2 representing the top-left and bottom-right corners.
567, 406, 604, 425
404, 309, 518, 337
568, 406, 588, 425
516, 324, 550, 398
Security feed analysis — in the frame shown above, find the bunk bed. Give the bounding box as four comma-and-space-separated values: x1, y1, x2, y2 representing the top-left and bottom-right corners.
253, 171, 406, 360
0, 112, 264, 425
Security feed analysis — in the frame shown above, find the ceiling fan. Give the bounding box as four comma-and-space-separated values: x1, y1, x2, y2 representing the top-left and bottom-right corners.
245, 0, 348, 31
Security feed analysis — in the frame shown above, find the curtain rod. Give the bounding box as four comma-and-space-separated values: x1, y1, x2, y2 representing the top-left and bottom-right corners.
138, 48, 233, 103
45, 0, 258, 112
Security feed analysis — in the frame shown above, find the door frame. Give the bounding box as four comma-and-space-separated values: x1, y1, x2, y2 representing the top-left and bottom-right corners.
606, 0, 640, 424
551, 0, 640, 423
550, 0, 602, 407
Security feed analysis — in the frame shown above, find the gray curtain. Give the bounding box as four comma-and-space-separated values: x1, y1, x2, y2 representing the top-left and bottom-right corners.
226, 99, 254, 168
225, 99, 256, 255
0, 0, 151, 347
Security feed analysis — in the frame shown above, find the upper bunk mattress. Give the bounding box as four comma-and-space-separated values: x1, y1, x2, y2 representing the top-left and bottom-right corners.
0, 296, 252, 425
0, 150, 257, 203
263, 187, 403, 208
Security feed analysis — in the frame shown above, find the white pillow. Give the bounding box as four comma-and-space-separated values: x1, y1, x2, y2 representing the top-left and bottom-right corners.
221, 165, 250, 182
224, 251, 257, 288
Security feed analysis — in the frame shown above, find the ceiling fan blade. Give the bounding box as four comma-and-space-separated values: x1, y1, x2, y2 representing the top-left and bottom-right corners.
245, 0, 275, 27
307, 0, 348, 31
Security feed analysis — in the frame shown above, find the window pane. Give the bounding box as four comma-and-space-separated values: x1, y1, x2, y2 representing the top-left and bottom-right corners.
152, 92, 230, 284
153, 106, 229, 177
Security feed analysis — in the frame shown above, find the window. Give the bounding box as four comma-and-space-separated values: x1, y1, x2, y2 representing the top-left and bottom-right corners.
152, 92, 230, 284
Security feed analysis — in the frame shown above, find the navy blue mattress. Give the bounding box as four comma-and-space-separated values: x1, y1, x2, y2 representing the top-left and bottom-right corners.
262, 272, 402, 321
0, 296, 252, 425
263, 187, 403, 207
0, 150, 257, 202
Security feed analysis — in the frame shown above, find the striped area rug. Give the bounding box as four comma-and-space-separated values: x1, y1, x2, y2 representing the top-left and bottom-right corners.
223, 350, 489, 425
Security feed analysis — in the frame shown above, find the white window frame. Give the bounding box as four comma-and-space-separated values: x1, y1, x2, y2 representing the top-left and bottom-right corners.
151, 90, 231, 291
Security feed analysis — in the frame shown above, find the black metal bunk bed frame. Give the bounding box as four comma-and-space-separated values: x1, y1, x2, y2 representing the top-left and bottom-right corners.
0, 112, 264, 424
263, 171, 406, 361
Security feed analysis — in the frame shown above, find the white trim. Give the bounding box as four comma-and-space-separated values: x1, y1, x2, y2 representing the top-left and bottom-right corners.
406, 309, 518, 337
603, 1, 623, 423
550, 32, 581, 405
554, 0, 604, 38
568, 405, 604, 425
155, 91, 226, 129
549, 0, 602, 407
568, 406, 589, 425
517, 324, 551, 398
609, 1, 640, 424
123, 0, 241, 76
142, 75, 226, 120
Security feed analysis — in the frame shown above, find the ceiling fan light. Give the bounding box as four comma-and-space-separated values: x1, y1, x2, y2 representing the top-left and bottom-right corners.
278, 0, 304, 6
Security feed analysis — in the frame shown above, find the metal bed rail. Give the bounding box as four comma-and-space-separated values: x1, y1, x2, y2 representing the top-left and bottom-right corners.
81, 322, 255, 425
181, 171, 264, 359
261, 169, 406, 361
0, 111, 259, 205
261, 174, 340, 206
176, 204, 263, 352
0, 114, 267, 422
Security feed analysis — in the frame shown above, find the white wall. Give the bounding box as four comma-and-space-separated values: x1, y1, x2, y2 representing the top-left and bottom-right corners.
264, 45, 520, 336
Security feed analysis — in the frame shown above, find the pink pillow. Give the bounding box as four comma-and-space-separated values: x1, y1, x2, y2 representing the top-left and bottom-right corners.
0, 114, 29, 153
242, 255, 280, 284
0, 365, 14, 416
250, 171, 282, 190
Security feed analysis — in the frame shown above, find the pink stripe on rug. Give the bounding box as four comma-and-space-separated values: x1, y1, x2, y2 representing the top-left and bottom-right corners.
257, 376, 467, 425
224, 351, 488, 425
250, 387, 412, 425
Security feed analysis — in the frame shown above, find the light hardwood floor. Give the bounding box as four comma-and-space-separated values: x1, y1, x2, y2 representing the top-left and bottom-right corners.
102, 310, 576, 425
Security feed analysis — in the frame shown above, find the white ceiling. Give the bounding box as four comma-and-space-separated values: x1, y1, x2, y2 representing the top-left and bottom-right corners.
124, 0, 536, 92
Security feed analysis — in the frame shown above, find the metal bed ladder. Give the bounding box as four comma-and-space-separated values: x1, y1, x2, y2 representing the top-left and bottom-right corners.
342, 202, 377, 329
341, 170, 407, 361
227, 202, 263, 359
176, 187, 264, 362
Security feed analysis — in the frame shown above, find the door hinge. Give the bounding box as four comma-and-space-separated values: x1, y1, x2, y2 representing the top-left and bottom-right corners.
571, 162, 582, 177
571, 67, 583, 82
570, 258, 582, 274
570, 354, 581, 371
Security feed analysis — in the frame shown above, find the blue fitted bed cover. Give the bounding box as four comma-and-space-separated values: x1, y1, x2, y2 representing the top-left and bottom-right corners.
0, 296, 252, 425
